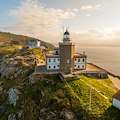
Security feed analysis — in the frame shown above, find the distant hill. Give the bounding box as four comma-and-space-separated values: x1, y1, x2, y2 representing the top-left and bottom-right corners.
0, 31, 54, 49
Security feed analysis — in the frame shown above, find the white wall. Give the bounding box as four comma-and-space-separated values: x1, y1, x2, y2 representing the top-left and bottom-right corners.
112, 98, 120, 110
28, 41, 41, 48
37, 41, 41, 47
47, 57, 60, 70
74, 58, 86, 69
54, 49, 59, 55
28, 41, 36, 48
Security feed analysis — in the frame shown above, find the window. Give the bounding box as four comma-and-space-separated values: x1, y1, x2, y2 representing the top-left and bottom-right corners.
58, 58, 60, 61
53, 58, 56, 62
75, 58, 76, 61
56, 51, 58, 55
54, 66, 56, 69
57, 65, 59, 67
49, 66, 51, 68
78, 58, 80, 62
83, 58, 85, 62
78, 65, 80, 68
67, 59, 70, 64
48, 58, 51, 62
82, 65, 84, 68
74, 65, 76, 67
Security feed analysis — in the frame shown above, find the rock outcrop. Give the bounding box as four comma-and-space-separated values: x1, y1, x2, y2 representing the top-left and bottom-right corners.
8, 88, 20, 106
0, 48, 35, 80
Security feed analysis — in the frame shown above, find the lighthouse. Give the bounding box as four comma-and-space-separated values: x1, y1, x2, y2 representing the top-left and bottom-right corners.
59, 29, 75, 74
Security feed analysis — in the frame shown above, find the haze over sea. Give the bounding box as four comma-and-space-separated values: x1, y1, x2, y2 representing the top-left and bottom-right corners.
77, 45, 120, 76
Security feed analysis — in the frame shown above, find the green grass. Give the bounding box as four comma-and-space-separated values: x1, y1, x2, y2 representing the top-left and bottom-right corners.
1, 72, 120, 120
0, 45, 20, 55
19, 74, 120, 120
29, 48, 45, 61
80, 75, 117, 100
64, 75, 120, 119
67, 79, 110, 115
22, 74, 120, 120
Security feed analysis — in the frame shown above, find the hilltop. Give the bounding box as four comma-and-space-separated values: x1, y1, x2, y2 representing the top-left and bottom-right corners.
0, 32, 120, 120
0, 31, 54, 49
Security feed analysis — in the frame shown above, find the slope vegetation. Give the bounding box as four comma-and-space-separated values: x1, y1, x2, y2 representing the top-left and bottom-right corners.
0, 32, 54, 49
1, 73, 119, 120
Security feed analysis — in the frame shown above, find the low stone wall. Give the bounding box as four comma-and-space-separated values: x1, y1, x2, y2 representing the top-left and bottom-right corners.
83, 71, 108, 79
59, 72, 80, 81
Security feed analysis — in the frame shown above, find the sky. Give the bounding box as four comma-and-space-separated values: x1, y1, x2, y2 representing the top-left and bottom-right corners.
0, 0, 120, 45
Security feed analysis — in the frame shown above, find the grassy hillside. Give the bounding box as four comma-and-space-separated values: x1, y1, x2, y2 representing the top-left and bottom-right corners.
0, 45, 22, 56
65, 75, 119, 119
1, 73, 119, 120
0, 32, 54, 49
22, 75, 120, 120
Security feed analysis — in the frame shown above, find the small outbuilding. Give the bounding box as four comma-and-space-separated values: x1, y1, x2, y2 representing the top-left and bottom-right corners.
112, 90, 120, 110
26, 39, 41, 48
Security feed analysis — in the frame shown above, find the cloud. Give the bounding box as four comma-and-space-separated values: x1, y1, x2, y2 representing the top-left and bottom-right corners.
72, 8, 80, 12
86, 14, 91, 17
80, 4, 101, 11
8, 0, 77, 42
4, 0, 119, 46
71, 29, 120, 46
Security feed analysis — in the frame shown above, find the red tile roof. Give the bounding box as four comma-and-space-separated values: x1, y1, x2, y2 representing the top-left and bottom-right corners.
74, 53, 87, 58
113, 90, 120, 100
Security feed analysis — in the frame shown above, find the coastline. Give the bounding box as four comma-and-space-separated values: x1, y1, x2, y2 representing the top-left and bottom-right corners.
89, 63, 120, 89
89, 63, 120, 80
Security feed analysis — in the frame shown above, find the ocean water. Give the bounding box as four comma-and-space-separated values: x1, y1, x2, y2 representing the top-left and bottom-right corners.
77, 45, 120, 76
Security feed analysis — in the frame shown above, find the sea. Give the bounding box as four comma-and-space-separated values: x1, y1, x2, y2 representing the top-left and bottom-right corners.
77, 45, 120, 76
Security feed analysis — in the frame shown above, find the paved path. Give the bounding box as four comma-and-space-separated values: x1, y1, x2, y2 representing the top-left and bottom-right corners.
109, 75, 120, 89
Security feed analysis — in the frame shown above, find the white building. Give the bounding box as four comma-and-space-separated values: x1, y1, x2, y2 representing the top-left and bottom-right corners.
45, 29, 87, 74
46, 54, 60, 70
27, 39, 41, 48
112, 90, 120, 110
74, 53, 86, 70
